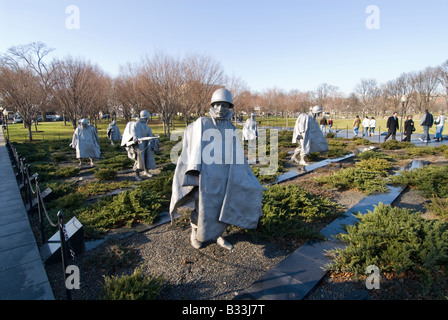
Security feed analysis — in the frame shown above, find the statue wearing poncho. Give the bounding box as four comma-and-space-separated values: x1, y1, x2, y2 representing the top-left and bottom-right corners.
121, 111, 158, 180
106, 120, 122, 145
170, 89, 263, 250
70, 119, 101, 166
291, 106, 329, 166
242, 113, 258, 141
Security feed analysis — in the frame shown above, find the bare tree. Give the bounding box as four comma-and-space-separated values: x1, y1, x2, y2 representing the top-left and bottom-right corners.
137, 52, 183, 137
50, 56, 107, 129
410, 67, 440, 113
1, 42, 56, 125
354, 78, 383, 115
0, 65, 44, 140
314, 83, 339, 111
437, 60, 448, 109
114, 63, 148, 121
180, 54, 225, 124
225, 74, 251, 118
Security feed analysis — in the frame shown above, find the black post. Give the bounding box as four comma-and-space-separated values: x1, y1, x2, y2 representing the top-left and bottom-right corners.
36, 177, 45, 244
400, 101, 404, 141
58, 211, 72, 300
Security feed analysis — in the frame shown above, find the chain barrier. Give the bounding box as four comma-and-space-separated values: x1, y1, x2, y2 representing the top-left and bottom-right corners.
5, 139, 92, 300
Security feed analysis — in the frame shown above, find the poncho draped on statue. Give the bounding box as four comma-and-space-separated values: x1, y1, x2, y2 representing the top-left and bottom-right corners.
292, 113, 329, 155
170, 110, 263, 242
70, 124, 101, 159
121, 120, 158, 171
242, 118, 258, 141
107, 121, 122, 141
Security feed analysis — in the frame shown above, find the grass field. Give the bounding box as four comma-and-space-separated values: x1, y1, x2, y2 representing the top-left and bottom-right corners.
6, 114, 434, 143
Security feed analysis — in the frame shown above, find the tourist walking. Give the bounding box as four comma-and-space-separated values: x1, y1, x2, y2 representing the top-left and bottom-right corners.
362, 116, 370, 138
419, 109, 434, 142
402, 115, 415, 142
328, 117, 333, 133
369, 117, 376, 137
353, 115, 360, 137
384, 112, 399, 142
434, 112, 446, 142
320, 116, 328, 135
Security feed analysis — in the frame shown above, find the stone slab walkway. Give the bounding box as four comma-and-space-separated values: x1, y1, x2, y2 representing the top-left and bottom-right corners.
0, 127, 54, 300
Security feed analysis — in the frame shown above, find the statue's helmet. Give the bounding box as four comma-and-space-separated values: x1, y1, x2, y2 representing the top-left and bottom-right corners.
79, 118, 89, 125
312, 106, 322, 114
140, 110, 150, 119
210, 88, 234, 108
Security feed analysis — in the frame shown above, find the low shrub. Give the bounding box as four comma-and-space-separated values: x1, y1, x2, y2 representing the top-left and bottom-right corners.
352, 137, 371, 145
30, 162, 79, 182
326, 146, 351, 159
355, 158, 391, 175
315, 167, 389, 195
357, 150, 390, 161
77, 181, 134, 197
389, 164, 448, 198
254, 184, 344, 241
380, 140, 413, 150
425, 196, 448, 221
101, 267, 163, 300
328, 204, 448, 288
78, 187, 169, 235
94, 168, 118, 181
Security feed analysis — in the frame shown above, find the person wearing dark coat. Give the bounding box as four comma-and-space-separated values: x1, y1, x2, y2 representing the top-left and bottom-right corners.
384, 112, 399, 142
402, 115, 415, 142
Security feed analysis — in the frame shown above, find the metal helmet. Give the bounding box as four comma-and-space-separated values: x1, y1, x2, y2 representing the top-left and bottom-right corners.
210, 88, 234, 108
140, 110, 150, 119
312, 106, 322, 114
79, 118, 89, 125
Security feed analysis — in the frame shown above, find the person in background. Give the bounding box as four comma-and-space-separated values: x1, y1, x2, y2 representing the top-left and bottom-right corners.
384, 112, 399, 142
362, 116, 370, 138
353, 115, 360, 137
434, 112, 446, 142
320, 116, 327, 135
419, 109, 434, 143
402, 115, 415, 142
369, 117, 376, 137
328, 117, 333, 133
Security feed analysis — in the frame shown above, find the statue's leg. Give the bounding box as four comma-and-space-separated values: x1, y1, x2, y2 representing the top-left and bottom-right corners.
135, 169, 142, 181
299, 153, 309, 166
190, 223, 202, 249
291, 147, 301, 163
217, 236, 234, 251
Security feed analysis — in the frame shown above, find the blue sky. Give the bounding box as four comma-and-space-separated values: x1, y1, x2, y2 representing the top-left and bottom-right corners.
1, 0, 447, 95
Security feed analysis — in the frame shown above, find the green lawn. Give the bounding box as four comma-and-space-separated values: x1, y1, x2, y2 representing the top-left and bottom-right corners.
7, 117, 189, 143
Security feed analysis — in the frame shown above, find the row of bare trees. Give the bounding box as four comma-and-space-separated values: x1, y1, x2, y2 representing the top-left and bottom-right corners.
0, 42, 250, 140
1, 42, 447, 141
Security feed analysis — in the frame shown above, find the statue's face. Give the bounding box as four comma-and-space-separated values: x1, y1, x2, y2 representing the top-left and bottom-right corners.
212, 102, 230, 118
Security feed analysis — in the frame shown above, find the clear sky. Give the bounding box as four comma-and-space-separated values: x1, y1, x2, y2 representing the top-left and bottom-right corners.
1, 0, 447, 95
